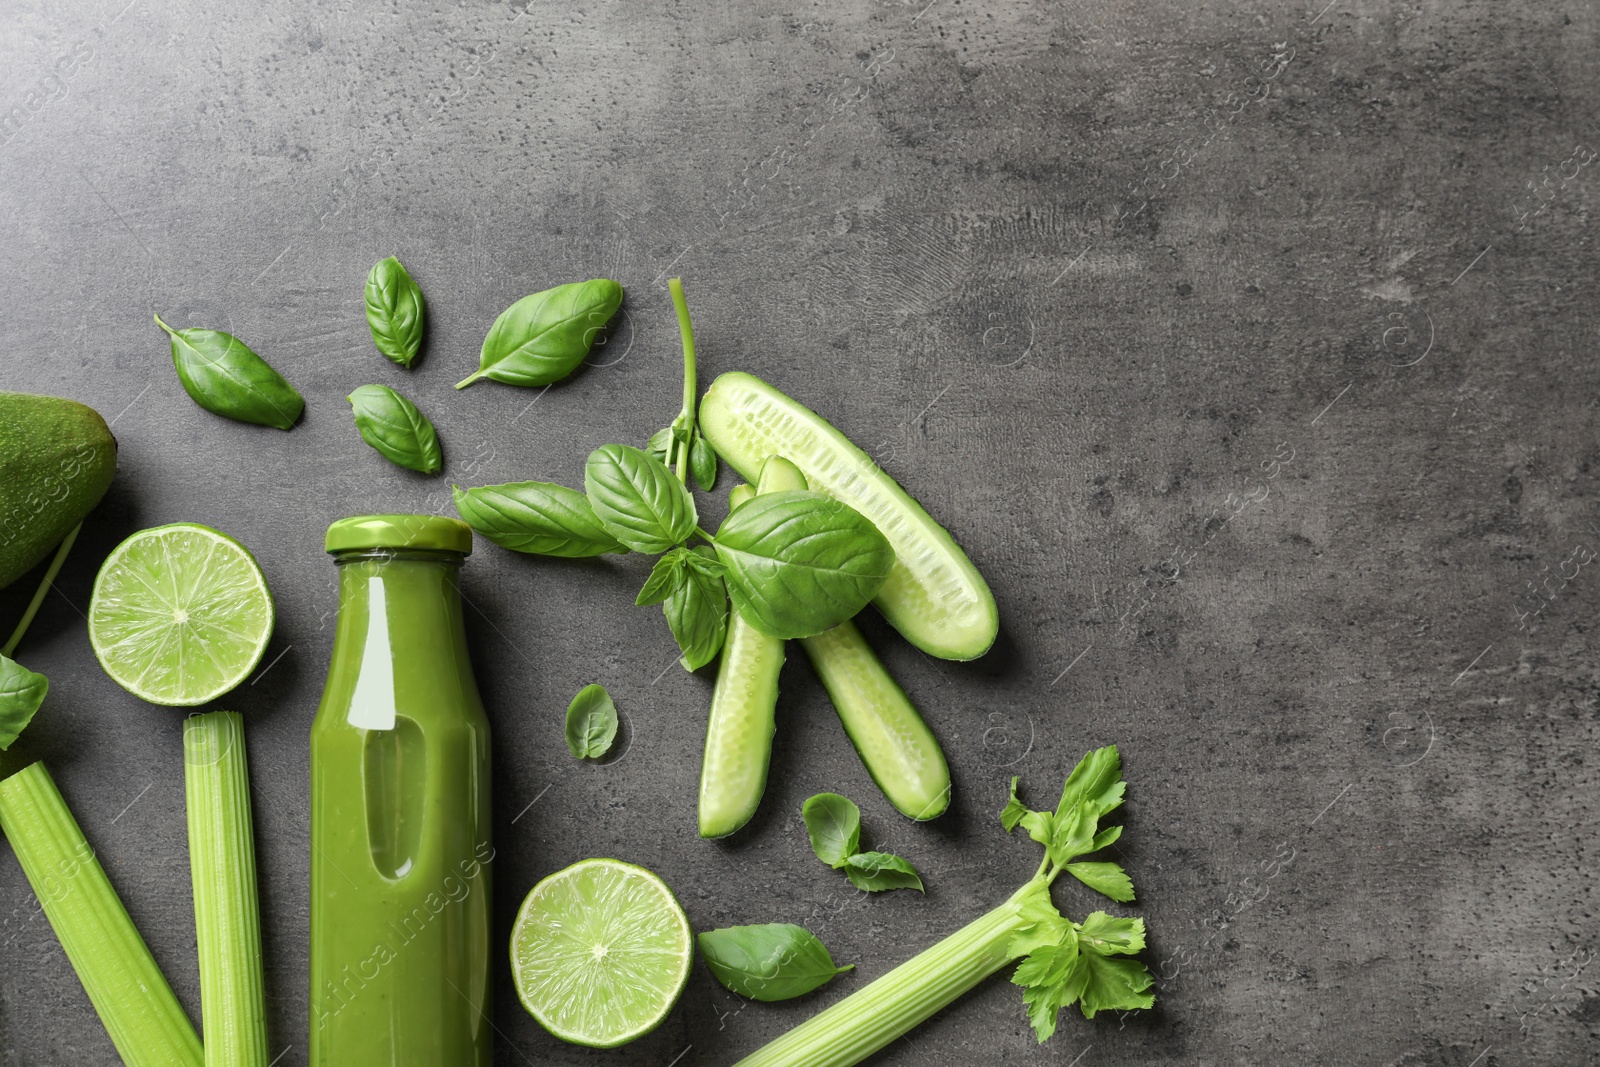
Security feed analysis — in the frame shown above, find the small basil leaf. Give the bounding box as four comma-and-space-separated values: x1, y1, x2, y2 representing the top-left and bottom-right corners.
0, 655, 48, 750
698, 924, 854, 1002
584, 444, 698, 554
458, 278, 623, 389
712, 490, 893, 639
663, 546, 726, 671
691, 433, 718, 492
453, 481, 625, 557
564, 683, 618, 759
801, 792, 861, 869
646, 426, 675, 465
156, 314, 304, 430
347, 384, 442, 474
637, 548, 690, 606
843, 851, 924, 893
364, 256, 426, 368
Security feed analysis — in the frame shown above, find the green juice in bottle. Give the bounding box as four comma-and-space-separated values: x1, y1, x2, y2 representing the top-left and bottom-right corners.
310, 515, 492, 1065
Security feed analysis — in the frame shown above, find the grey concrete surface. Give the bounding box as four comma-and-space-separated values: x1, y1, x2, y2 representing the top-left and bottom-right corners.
1, 1, 1597, 1063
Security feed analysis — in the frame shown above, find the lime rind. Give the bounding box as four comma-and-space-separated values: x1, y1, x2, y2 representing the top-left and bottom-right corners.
87, 523, 274, 706
511, 857, 693, 1049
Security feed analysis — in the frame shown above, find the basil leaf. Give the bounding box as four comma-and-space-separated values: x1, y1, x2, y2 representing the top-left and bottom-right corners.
564, 683, 618, 759
690, 433, 718, 492
801, 792, 861, 868
712, 490, 893, 639
364, 255, 426, 368
458, 278, 623, 389
646, 426, 675, 465
453, 481, 625, 557
584, 444, 698, 554
843, 851, 924, 893
663, 546, 726, 671
698, 924, 853, 1002
347, 384, 442, 474
637, 548, 690, 606
0, 654, 48, 750
156, 314, 304, 430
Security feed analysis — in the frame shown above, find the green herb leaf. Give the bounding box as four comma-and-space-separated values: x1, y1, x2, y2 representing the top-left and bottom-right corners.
843, 851, 924, 893
453, 481, 625, 557
156, 314, 304, 430
646, 426, 675, 466
1090, 824, 1123, 852
584, 444, 698, 554
637, 548, 690, 606
800, 792, 861, 868
1076, 912, 1146, 955
364, 256, 426, 368
1000, 775, 1029, 831
1056, 745, 1125, 824
1016, 939, 1089, 1043
0, 654, 48, 750
698, 924, 853, 1002
1064, 862, 1135, 903
663, 546, 727, 671
1075, 951, 1155, 1019
1007, 883, 1071, 958
1019, 809, 1054, 849
712, 490, 894, 639
458, 278, 623, 389
564, 683, 618, 759
346, 384, 442, 474
1046, 798, 1097, 868
690, 434, 718, 492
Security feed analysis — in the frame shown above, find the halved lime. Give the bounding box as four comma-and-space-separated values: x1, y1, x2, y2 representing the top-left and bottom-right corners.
511, 857, 693, 1048
87, 523, 274, 706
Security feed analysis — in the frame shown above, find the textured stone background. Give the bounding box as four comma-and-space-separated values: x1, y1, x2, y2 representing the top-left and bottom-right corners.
2, 0, 1598, 1064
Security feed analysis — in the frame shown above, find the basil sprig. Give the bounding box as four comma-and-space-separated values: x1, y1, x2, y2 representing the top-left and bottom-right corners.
346, 384, 441, 474
456, 278, 622, 389
450, 280, 893, 671
156, 314, 304, 430
698, 924, 853, 1002
801, 792, 924, 892
364, 256, 426, 368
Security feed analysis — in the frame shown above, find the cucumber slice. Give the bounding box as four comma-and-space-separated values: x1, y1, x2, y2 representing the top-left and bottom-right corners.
800, 620, 950, 821
699, 372, 997, 660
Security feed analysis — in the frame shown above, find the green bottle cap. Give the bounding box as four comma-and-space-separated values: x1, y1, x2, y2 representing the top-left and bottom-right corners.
324, 514, 473, 555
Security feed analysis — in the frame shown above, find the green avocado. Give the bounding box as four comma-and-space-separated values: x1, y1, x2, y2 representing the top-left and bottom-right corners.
0, 392, 118, 591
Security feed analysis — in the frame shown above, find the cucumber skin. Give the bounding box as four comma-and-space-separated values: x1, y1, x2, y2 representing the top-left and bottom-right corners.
698, 372, 997, 661
800, 620, 951, 821
699, 612, 786, 838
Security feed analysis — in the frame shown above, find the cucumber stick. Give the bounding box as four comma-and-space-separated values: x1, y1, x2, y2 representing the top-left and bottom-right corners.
800, 620, 950, 821
698, 372, 998, 661
698, 476, 791, 838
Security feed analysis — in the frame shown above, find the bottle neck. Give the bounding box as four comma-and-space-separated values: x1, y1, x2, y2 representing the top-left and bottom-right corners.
329, 550, 471, 731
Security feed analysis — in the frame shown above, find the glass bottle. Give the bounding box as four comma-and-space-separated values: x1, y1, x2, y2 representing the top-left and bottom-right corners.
309, 515, 492, 1066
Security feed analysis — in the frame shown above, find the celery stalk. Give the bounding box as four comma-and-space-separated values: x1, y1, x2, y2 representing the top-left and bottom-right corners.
731, 882, 1042, 1067
0, 761, 203, 1066
731, 747, 1156, 1065
184, 710, 269, 1067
